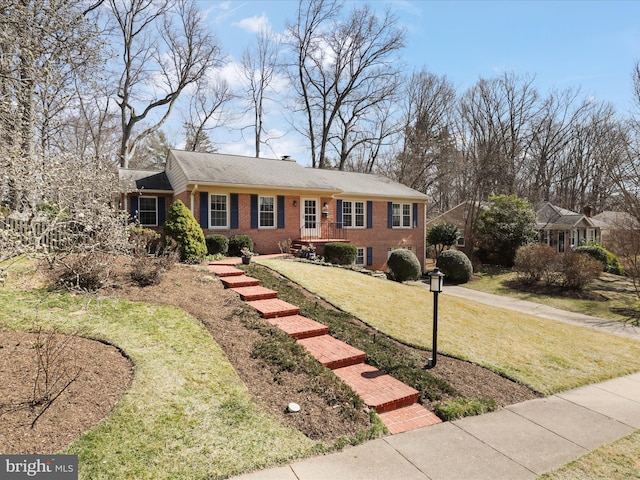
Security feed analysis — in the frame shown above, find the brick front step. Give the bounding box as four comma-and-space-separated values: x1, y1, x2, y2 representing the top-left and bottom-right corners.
220, 275, 261, 288
207, 265, 244, 277
377, 403, 442, 434
230, 285, 279, 301
298, 335, 367, 369
246, 298, 301, 318
266, 315, 329, 339
333, 363, 419, 413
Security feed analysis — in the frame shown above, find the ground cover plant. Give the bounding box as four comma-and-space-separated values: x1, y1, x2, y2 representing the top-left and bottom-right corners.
244, 264, 537, 413
256, 258, 640, 395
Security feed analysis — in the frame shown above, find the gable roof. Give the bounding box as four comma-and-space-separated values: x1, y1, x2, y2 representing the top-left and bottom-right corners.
536, 202, 602, 229
166, 150, 428, 200
119, 169, 172, 193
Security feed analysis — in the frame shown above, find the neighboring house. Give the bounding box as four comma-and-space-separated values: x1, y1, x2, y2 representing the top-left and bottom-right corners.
592, 210, 640, 245
425, 201, 485, 257
119, 150, 428, 272
536, 202, 604, 252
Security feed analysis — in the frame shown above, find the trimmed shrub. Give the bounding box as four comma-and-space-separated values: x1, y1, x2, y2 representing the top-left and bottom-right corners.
514, 244, 558, 285
163, 200, 207, 263
205, 234, 229, 256
228, 234, 254, 257
387, 249, 422, 282
561, 251, 603, 289
324, 242, 357, 265
436, 249, 473, 284
575, 245, 623, 275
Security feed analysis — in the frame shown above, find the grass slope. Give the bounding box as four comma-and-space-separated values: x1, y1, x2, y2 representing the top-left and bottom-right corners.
258, 259, 640, 395
0, 281, 316, 479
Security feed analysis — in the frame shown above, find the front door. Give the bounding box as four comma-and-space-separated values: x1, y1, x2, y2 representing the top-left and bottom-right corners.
300, 198, 320, 238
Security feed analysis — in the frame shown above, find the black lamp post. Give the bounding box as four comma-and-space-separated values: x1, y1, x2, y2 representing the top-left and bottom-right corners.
425, 267, 445, 369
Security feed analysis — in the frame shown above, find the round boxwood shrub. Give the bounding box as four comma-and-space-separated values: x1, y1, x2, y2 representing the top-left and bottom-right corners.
163, 200, 207, 263
436, 249, 473, 284
228, 234, 254, 257
205, 234, 229, 256
387, 249, 422, 282
574, 245, 623, 275
323, 242, 357, 265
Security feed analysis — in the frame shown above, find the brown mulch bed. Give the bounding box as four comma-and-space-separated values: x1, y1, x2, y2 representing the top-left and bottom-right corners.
0, 331, 133, 454
505, 278, 610, 301
2, 257, 540, 454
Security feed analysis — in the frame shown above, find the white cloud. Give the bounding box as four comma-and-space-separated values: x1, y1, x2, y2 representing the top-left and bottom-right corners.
233, 13, 271, 34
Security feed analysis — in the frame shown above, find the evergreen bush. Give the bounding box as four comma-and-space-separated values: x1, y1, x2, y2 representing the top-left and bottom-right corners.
387, 249, 422, 282
163, 200, 206, 263
205, 234, 229, 256
324, 242, 357, 265
436, 249, 473, 284
575, 245, 623, 275
228, 234, 254, 257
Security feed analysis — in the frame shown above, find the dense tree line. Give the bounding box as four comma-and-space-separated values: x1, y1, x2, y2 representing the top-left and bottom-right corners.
2, 0, 640, 226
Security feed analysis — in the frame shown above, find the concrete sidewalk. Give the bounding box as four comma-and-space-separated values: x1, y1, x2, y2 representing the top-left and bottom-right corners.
233, 373, 640, 480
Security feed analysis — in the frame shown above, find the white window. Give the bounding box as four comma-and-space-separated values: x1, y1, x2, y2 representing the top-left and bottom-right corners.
210, 194, 228, 228
387, 246, 414, 257
355, 247, 365, 265
570, 229, 577, 248
392, 203, 412, 228
456, 236, 465, 247
343, 200, 365, 228
259, 196, 275, 228
138, 196, 158, 226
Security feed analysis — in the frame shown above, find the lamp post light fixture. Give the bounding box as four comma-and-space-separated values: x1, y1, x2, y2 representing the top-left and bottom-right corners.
425, 267, 445, 369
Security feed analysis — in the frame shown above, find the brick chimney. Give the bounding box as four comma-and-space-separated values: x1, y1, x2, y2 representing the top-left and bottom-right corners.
582, 205, 594, 217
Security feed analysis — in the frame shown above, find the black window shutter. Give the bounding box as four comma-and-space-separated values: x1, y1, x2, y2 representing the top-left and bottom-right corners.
157, 197, 166, 225
230, 193, 239, 229
387, 202, 393, 228
277, 195, 285, 229
367, 247, 373, 266
367, 200, 373, 229
199, 192, 208, 229
336, 199, 343, 228
129, 196, 139, 222
413, 203, 418, 228
250, 194, 258, 229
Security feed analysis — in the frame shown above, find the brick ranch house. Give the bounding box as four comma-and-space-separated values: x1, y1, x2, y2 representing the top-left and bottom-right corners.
119, 150, 429, 272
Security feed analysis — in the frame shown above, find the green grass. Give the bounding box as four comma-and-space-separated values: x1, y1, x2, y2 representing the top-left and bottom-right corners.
538, 430, 640, 480
257, 258, 640, 395
466, 266, 640, 321
0, 265, 318, 479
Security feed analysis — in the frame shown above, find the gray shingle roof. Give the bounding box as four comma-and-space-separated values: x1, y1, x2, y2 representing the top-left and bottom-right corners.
119, 169, 172, 193
168, 150, 428, 200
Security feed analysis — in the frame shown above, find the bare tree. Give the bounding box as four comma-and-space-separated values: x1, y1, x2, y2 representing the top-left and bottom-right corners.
288, 0, 405, 169
182, 76, 234, 153
239, 26, 282, 157
383, 69, 457, 206
108, 0, 223, 168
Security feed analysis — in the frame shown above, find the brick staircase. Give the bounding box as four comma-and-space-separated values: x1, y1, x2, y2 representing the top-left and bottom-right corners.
207, 261, 441, 434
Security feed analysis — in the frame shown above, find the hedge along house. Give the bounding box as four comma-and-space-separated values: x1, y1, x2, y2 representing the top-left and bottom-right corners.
119, 150, 429, 272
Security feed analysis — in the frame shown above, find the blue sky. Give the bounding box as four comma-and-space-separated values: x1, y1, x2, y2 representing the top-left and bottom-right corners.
192, 0, 640, 161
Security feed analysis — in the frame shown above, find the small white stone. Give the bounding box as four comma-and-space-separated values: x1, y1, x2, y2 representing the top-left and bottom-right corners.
287, 402, 301, 413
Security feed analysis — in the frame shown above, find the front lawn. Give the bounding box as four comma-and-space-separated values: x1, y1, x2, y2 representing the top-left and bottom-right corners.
466, 266, 640, 321
0, 264, 317, 479
257, 259, 640, 395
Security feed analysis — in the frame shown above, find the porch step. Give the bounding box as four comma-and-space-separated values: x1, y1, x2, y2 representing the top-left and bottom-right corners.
246, 298, 301, 318
230, 285, 279, 301
220, 275, 261, 288
333, 363, 419, 413
298, 334, 367, 369
266, 314, 330, 339
207, 265, 244, 277
377, 403, 442, 434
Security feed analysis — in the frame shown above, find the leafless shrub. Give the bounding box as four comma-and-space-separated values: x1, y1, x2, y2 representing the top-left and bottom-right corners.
277, 238, 292, 254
